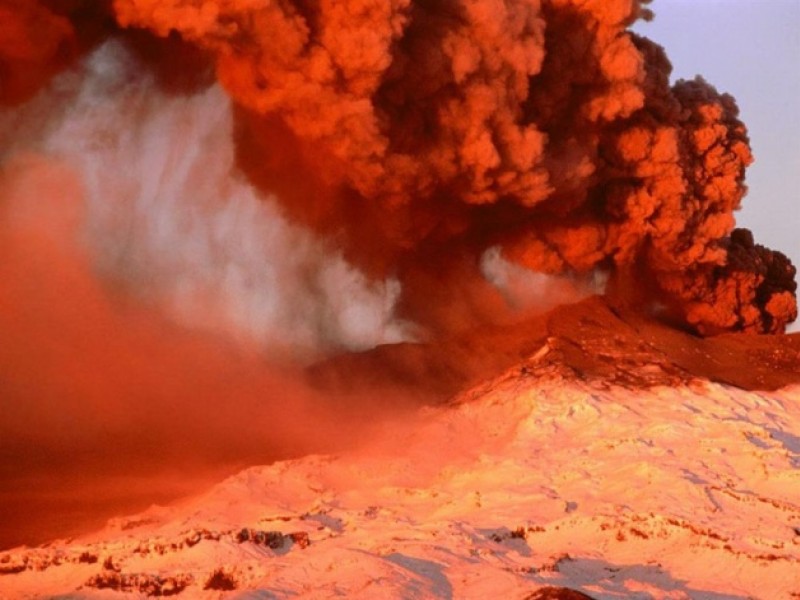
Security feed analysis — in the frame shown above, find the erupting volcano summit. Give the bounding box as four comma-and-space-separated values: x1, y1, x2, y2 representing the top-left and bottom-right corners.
2, 2, 800, 598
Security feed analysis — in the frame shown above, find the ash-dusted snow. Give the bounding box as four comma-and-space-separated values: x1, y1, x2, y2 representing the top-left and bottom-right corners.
3, 372, 799, 599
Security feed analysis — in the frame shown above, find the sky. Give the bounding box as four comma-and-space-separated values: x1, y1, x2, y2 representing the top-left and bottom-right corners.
634, 0, 800, 292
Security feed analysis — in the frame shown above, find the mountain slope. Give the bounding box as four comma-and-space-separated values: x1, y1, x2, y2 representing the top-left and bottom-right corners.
2, 357, 799, 598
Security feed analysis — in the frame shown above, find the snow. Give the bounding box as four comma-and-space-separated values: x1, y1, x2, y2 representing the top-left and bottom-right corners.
1, 373, 799, 599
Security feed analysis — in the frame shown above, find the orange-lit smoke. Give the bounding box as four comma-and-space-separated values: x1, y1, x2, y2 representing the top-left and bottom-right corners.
0, 1, 75, 104
0, 37, 416, 549
0, 142, 412, 547
109, 0, 796, 335
0, 0, 114, 105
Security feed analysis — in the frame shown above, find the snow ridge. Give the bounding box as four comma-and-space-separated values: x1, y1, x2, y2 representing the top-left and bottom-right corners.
2, 372, 799, 599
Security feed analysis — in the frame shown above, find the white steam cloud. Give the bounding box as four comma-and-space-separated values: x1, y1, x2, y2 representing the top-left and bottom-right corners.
0, 41, 410, 360
480, 246, 597, 313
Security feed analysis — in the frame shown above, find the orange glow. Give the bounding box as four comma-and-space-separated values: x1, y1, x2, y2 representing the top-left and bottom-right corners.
0, 155, 416, 549
109, 0, 795, 335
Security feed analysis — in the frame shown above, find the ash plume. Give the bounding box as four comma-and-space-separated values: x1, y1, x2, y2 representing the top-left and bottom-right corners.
106, 0, 796, 335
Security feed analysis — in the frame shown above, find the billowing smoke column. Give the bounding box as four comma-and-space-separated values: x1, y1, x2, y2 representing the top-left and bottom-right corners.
3, 0, 797, 335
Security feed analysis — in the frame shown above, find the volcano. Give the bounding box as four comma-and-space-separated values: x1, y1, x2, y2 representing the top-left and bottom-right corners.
1, 1, 799, 598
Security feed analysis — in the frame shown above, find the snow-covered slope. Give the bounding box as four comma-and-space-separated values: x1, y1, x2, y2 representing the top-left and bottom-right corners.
2, 368, 799, 599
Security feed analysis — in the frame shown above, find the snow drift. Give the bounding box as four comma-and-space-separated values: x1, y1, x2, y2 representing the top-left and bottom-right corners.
2, 355, 799, 598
